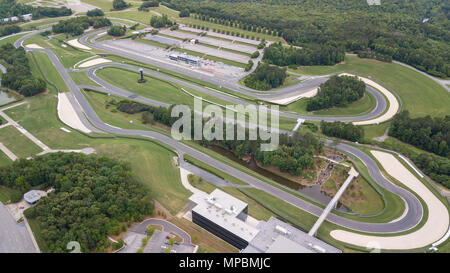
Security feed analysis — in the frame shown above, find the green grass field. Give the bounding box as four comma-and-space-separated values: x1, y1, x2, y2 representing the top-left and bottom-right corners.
95, 66, 242, 108
290, 56, 450, 118
0, 126, 43, 158
0, 150, 12, 167
0, 186, 20, 204
30, 52, 71, 92
0, 33, 29, 46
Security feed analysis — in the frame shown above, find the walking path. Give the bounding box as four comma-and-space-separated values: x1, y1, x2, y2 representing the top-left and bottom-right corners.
0, 142, 17, 161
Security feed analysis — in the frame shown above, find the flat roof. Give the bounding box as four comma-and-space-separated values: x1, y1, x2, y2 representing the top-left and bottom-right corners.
24, 190, 40, 203
243, 217, 341, 253
190, 189, 259, 242
266, 236, 313, 253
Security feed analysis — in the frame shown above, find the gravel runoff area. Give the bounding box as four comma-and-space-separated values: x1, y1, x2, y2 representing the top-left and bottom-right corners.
68, 39, 91, 50
0, 203, 37, 253
268, 88, 318, 105
57, 92, 92, 134
343, 73, 400, 125
25, 44, 43, 49
330, 150, 449, 250
78, 58, 111, 68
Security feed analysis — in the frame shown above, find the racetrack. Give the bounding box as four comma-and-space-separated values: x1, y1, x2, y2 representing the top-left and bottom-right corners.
9, 29, 449, 251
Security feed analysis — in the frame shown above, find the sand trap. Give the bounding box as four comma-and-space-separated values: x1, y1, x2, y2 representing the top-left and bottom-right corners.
67, 39, 91, 50
269, 88, 318, 105
57, 93, 92, 134
339, 73, 399, 125
26, 44, 43, 49
330, 150, 449, 250
78, 58, 111, 68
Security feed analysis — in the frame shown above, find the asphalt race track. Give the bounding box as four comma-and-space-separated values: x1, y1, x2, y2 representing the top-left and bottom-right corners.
9, 30, 426, 237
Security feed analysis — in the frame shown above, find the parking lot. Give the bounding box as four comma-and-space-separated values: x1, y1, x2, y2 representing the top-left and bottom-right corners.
100, 38, 245, 79
159, 29, 256, 54
120, 218, 196, 253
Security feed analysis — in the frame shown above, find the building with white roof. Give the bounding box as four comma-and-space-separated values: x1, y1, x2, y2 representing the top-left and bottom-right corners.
23, 190, 41, 205
188, 189, 341, 252
189, 189, 259, 249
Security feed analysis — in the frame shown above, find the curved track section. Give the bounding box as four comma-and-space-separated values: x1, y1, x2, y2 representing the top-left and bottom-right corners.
12, 31, 428, 236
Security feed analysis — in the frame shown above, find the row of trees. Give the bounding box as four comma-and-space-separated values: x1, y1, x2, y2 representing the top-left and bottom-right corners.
139, 0, 160, 11
189, 12, 280, 37
0, 153, 153, 253
52, 16, 111, 36
31, 6, 72, 19
306, 75, 365, 111
243, 63, 287, 90
186, 22, 266, 41
0, 0, 72, 19
263, 42, 345, 67
320, 121, 364, 142
389, 111, 449, 157
0, 44, 46, 96
166, 0, 450, 77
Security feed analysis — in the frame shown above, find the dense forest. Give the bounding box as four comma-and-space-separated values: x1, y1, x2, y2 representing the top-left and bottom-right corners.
52, 16, 111, 36
0, 153, 153, 253
307, 75, 365, 111
263, 42, 345, 67
166, 0, 450, 77
0, 43, 46, 96
243, 63, 287, 90
255, 131, 321, 176
320, 121, 364, 142
389, 111, 449, 157
0, 0, 72, 20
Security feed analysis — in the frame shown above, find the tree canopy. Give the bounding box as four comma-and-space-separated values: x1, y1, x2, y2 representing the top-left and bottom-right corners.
243, 62, 287, 90
0, 153, 153, 253
307, 75, 365, 111
0, 43, 46, 96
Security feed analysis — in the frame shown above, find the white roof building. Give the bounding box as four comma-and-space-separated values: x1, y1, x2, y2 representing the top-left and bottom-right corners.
189, 189, 259, 243
24, 190, 41, 205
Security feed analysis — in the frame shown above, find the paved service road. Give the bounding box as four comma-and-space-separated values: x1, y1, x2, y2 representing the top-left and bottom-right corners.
0, 203, 37, 253
130, 218, 192, 245
14, 30, 425, 236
